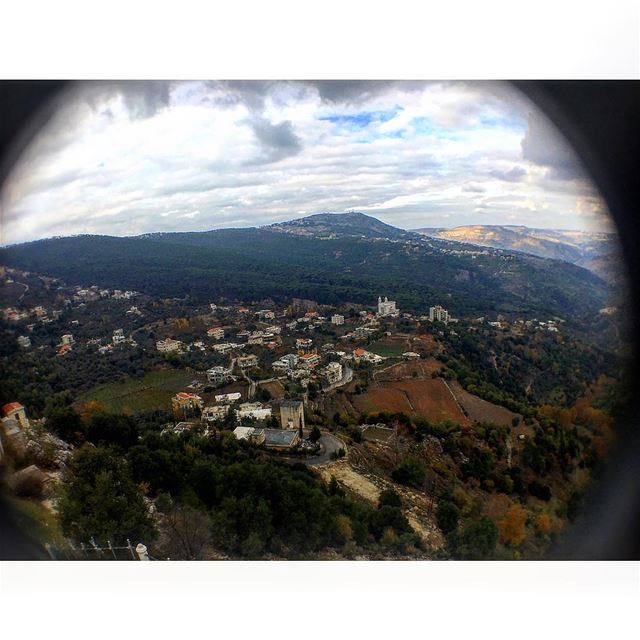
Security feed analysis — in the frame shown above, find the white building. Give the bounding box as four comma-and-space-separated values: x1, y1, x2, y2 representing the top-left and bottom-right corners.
237, 354, 259, 370
206, 366, 234, 384
202, 405, 230, 422
236, 402, 272, 421
322, 361, 343, 385
156, 338, 184, 353
377, 296, 398, 317
60, 333, 75, 346
429, 305, 450, 324
331, 314, 345, 325
207, 327, 224, 340
112, 328, 126, 344
215, 392, 242, 404
17, 336, 31, 349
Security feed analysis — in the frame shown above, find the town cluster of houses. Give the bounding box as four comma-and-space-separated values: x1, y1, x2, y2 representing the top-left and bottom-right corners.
167, 391, 308, 452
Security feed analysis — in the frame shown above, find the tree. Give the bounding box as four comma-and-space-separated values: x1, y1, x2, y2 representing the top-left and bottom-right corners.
448, 517, 499, 560
85, 412, 138, 449
309, 426, 322, 443
498, 504, 527, 547
58, 445, 155, 545
46, 405, 84, 443
378, 489, 403, 509
159, 504, 211, 560
436, 500, 460, 535
391, 457, 426, 488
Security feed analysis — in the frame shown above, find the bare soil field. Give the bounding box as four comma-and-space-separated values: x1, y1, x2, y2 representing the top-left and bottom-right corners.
352, 378, 470, 426
260, 379, 286, 399
447, 380, 520, 426
375, 358, 442, 381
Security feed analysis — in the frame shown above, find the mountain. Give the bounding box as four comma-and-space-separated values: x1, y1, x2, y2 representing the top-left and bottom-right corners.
267, 211, 415, 241
413, 224, 620, 282
0, 215, 611, 324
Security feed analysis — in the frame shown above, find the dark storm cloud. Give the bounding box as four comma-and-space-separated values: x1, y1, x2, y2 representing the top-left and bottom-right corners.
521, 111, 585, 181
80, 81, 173, 119
489, 165, 527, 182
246, 117, 303, 164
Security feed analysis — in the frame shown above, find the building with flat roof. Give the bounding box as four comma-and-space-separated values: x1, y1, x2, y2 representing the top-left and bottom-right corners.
377, 296, 398, 318
233, 426, 266, 445
280, 399, 304, 431
263, 429, 300, 450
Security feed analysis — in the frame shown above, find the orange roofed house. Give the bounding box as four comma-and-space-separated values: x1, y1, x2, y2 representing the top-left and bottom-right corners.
171, 392, 204, 419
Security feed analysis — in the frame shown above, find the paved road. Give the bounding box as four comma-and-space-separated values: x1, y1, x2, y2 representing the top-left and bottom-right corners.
306, 433, 345, 466
276, 431, 345, 467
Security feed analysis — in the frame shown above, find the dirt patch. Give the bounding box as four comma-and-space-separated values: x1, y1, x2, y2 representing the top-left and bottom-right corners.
448, 380, 520, 427
375, 358, 442, 381
352, 378, 470, 426
319, 460, 443, 550
259, 379, 286, 399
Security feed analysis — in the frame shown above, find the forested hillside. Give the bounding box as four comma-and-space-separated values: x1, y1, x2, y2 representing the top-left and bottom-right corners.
1, 225, 611, 323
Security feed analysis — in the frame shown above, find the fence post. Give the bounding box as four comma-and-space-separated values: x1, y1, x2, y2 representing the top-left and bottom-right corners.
126, 538, 136, 560
107, 540, 117, 560
90, 537, 103, 557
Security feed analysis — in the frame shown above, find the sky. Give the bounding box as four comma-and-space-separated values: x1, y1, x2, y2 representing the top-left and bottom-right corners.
0, 80, 613, 245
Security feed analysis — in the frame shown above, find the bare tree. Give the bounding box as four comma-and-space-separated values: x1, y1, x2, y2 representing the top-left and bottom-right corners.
159, 504, 212, 560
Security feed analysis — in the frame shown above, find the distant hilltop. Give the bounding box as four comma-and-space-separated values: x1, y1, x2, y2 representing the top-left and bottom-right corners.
266, 211, 416, 241
413, 224, 619, 283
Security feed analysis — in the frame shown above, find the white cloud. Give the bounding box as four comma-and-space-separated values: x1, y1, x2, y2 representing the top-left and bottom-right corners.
0, 80, 612, 244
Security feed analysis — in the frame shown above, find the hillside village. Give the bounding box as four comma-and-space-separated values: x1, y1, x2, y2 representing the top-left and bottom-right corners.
0, 260, 623, 560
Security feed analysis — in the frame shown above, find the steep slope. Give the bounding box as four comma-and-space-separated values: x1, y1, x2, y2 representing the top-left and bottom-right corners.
1, 223, 610, 323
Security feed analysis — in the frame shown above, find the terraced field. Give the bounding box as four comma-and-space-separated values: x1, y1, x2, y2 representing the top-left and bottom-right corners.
352, 378, 471, 426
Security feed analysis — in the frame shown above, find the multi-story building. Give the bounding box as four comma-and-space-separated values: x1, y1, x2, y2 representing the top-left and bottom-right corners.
237, 354, 259, 371
279, 400, 304, 431
207, 327, 224, 340
17, 336, 31, 349
377, 296, 398, 317
296, 337, 313, 349
331, 314, 345, 325
201, 404, 231, 422
206, 366, 234, 384
298, 352, 320, 369
60, 333, 75, 346
156, 338, 184, 353
215, 392, 242, 404
112, 328, 126, 344
236, 402, 272, 421
171, 392, 203, 419
322, 361, 343, 385
429, 305, 449, 324
256, 309, 275, 321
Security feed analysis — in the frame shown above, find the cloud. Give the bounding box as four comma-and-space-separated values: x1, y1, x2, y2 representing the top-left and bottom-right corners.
0, 80, 613, 244
246, 116, 302, 164
489, 165, 527, 182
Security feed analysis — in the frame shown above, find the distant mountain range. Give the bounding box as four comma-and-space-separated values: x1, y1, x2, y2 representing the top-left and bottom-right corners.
413, 224, 620, 282
1, 213, 613, 326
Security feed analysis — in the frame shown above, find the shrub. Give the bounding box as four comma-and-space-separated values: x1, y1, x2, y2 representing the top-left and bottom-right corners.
528, 481, 552, 501
436, 500, 460, 535
378, 489, 402, 509
391, 457, 426, 488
